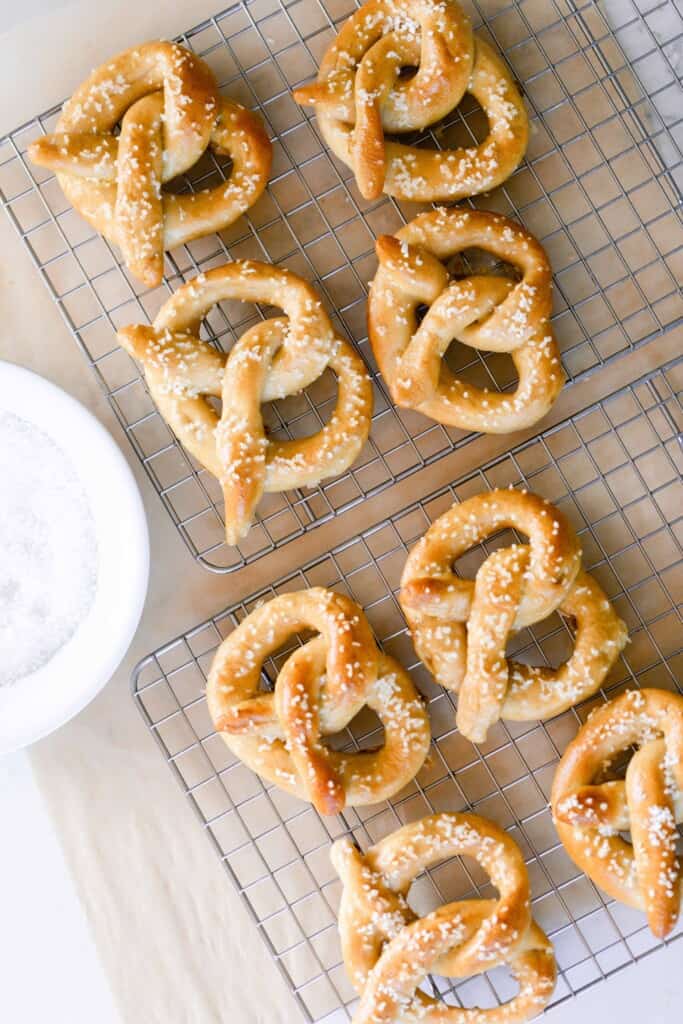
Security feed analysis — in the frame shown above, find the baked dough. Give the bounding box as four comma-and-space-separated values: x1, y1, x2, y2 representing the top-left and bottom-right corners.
29, 41, 271, 287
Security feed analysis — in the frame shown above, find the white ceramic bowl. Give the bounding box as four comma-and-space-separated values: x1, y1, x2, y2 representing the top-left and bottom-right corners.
0, 361, 149, 753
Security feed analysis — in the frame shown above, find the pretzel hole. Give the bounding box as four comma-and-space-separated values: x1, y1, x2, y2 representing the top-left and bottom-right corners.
338, 703, 384, 751
406, 854, 496, 918
448, 527, 524, 578
446, 247, 520, 282
505, 611, 575, 666
397, 64, 419, 81
443, 341, 518, 394
182, 149, 234, 188
265, 366, 340, 435
258, 629, 318, 688
430, 92, 491, 150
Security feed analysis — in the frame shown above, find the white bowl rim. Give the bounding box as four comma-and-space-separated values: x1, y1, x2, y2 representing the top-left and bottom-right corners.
0, 361, 150, 754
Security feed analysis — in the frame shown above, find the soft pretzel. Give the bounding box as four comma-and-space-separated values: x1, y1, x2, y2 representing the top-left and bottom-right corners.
552, 688, 683, 939
400, 490, 628, 742
369, 207, 564, 433
29, 42, 271, 287
118, 262, 372, 544
333, 813, 556, 1023
206, 588, 430, 814
294, 0, 527, 202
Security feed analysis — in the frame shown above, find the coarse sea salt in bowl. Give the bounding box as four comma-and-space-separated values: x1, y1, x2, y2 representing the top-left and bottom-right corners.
0, 361, 149, 753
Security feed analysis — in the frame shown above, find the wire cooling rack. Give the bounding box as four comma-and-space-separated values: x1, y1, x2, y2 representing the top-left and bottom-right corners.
133, 357, 683, 1023
1, 0, 682, 571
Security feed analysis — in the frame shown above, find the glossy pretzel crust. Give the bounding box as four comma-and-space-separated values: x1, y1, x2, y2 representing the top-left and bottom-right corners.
400, 490, 627, 741
206, 588, 431, 814
552, 688, 683, 938
368, 207, 564, 433
118, 262, 373, 544
333, 813, 556, 1022
29, 41, 271, 286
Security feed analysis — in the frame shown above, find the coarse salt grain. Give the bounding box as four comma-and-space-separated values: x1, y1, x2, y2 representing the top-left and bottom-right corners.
0, 411, 97, 686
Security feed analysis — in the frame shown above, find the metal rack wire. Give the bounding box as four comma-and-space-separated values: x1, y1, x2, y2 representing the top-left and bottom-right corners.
0, 0, 681, 571
133, 358, 683, 1023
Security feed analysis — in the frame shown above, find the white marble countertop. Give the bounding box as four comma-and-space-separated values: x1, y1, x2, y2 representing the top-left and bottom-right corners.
0, 2, 680, 1022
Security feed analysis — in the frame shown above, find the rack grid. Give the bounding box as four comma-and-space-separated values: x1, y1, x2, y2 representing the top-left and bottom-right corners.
1, 0, 681, 571
133, 358, 683, 1023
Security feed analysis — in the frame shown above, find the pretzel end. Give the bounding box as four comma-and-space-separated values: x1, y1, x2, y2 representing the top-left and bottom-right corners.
215, 695, 276, 734
129, 255, 164, 290
554, 784, 627, 830
27, 136, 56, 168
312, 778, 346, 817
375, 234, 401, 262
117, 323, 153, 358
292, 82, 327, 107
224, 511, 254, 548
375, 235, 448, 302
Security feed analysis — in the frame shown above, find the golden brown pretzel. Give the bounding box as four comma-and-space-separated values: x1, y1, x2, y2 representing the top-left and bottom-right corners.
118, 263, 372, 545
400, 490, 628, 742
206, 588, 430, 814
332, 813, 556, 1023
368, 207, 565, 432
29, 42, 271, 287
552, 688, 683, 939
295, 0, 527, 203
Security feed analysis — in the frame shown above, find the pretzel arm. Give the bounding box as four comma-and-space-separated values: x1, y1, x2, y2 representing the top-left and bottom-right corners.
352, 35, 406, 199
275, 645, 346, 815
217, 320, 281, 545
215, 694, 279, 735
626, 740, 681, 939
457, 546, 527, 743
115, 93, 165, 287
29, 133, 118, 178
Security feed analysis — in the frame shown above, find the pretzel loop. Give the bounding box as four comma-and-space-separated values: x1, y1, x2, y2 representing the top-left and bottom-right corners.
332, 814, 556, 1023
206, 589, 431, 814
369, 208, 564, 433
294, 0, 475, 199
552, 689, 683, 939
118, 263, 372, 544
400, 490, 628, 742
29, 42, 271, 286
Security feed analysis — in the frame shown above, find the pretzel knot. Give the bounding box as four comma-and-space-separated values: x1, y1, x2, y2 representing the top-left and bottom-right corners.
332, 813, 556, 1023
206, 588, 431, 815
400, 490, 628, 743
118, 262, 373, 544
552, 689, 683, 939
294, 0, 527, 201
28, 41, 271, 287
369, 207, 564, 433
